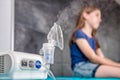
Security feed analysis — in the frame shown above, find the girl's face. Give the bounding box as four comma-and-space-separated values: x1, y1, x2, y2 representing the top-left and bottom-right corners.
84, 9, 102, 30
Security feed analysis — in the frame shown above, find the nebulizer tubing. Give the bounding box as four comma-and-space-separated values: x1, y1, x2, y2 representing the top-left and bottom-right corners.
41, 64, 56, 80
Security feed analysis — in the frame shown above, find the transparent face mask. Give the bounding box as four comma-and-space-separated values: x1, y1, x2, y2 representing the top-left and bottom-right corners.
47, 23, 64, 50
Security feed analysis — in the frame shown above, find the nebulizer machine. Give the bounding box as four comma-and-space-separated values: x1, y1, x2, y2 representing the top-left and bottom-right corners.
0, 23, 64, 80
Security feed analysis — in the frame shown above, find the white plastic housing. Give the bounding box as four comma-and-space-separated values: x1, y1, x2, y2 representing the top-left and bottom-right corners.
0, 51, 49, 79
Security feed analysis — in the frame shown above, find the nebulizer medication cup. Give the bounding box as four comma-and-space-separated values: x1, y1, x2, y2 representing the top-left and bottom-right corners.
43, 43, 55, 64
39, 43, 56, 80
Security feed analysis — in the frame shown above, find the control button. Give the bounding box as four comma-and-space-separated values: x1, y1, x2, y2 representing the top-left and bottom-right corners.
29, 60, 34, 68
21, 60, 27, 67
35, 60, 41, 69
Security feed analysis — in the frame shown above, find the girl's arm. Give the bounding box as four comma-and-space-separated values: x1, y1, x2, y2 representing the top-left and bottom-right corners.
96, 48, 120, 67
96, 48, 104, 58
76, 39, 120, 67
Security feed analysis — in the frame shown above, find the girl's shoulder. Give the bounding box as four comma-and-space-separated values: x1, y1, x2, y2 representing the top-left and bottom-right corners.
75, 29, 94, 39
75, 29, 86, 39
75, 29, 84, 35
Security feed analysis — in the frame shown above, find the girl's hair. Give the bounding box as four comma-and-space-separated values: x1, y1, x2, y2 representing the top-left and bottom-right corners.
69, 5, 100, 49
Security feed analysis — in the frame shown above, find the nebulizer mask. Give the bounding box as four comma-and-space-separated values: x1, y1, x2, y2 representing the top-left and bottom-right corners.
39, 23, 64, 80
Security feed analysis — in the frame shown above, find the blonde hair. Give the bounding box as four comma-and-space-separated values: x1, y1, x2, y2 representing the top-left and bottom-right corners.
69, 5, 100, 48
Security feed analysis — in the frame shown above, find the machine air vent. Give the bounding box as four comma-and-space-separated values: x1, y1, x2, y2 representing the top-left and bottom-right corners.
0, 54, 12, 74
0, 56, 4, 73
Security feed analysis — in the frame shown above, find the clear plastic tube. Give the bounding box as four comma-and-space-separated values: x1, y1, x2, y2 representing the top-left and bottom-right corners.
41, 64, 56, 80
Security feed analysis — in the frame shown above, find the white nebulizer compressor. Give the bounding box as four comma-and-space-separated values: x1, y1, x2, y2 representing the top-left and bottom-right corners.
0, 23, 64, 79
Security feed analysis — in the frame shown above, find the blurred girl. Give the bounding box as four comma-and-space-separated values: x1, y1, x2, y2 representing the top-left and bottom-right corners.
69, 5, 120, 78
